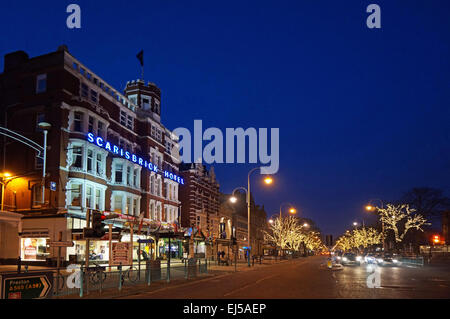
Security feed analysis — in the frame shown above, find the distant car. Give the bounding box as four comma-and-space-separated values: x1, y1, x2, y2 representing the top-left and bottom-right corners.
333, 251, 343, 262
364, 253, 377, 264
376, 253, 401, 266
341, 253, 361, 266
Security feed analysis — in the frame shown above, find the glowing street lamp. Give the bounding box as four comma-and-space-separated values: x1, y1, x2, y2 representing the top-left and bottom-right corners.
279, 202, 297, 219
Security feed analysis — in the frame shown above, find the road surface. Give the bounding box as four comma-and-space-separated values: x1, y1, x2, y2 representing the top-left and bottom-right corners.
120, 256, 450, 298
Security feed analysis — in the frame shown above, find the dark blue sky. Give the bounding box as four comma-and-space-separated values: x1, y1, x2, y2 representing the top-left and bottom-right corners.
1, 1, 449, 236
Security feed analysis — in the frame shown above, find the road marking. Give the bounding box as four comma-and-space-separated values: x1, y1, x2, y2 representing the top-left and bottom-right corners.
223, 274, 279, 297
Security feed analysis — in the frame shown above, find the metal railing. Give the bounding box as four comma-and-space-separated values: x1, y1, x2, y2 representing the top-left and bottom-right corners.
52, 258, 209, 297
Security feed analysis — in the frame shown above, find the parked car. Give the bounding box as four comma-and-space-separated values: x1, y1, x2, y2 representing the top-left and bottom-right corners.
341, 253, 361, 266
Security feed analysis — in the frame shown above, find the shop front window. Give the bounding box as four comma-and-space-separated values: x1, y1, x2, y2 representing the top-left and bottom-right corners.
21, 238, 49, 261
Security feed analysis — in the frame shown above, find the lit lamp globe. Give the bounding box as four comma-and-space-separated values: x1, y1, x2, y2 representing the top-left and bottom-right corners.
289, 208, 296, 214
229, 196, 237, 204
1, 172, 12, 178
38, 122, 52, 131
365, 205, 374, 211
268, 219, 274, 224
263, 176, 273, 185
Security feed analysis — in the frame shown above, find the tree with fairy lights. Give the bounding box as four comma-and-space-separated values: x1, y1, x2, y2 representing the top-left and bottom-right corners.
264, 216, 323, 254
377, 203, 430, 244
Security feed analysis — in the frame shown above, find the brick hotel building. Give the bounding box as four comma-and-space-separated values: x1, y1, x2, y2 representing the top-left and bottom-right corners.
0, 45, 183, 264
179, 163, 220, 257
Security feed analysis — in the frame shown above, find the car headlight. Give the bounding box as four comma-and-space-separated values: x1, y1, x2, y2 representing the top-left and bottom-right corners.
356, 256, 362, 261
393, 259, 398, 263
336, 256, 341, 260
342, 257, 348, 262
377, 258, 383, 263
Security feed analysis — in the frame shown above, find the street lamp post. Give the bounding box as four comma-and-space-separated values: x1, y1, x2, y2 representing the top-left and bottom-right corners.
365, 199, 385, 251
230, 168, 272, 267
279, 202, 296, 219
38, 122, 51, 205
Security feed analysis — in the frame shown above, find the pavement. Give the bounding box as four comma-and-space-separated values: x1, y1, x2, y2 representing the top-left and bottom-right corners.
53, 258, 291, 299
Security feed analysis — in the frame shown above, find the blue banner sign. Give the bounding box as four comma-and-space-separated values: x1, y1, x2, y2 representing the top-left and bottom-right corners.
87, 133, 184, 184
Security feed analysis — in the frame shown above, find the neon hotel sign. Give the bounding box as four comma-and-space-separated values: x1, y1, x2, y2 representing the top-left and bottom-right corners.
87, 133, 185, 185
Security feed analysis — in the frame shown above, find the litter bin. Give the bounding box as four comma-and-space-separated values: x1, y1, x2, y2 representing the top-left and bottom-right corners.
187, 258, 197, 278
146, 260, 161, 281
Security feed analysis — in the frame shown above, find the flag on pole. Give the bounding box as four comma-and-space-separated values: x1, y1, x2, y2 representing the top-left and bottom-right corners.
136, 50, 144, 66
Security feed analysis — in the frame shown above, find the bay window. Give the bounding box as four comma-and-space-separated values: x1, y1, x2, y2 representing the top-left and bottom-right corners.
95, 189, 101, 210
86, 185, 94, 208
96, 153, 103, 175
71, 146, 83, 168
87, 149, 94, 172
74, 112, 83, 132
113, 195, 123, 214
126, 197, 131, 215
115, 164, 123, 183
70, 183, 81, 206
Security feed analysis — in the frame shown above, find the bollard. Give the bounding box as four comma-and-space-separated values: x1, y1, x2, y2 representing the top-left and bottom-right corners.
147, 264, 151, 286
184, 259, 188, 279
79, 266, 84, 298
205, 258, 208, 274
17, 256, 22, 274
167, 261, 171, 283
118, 263, 123, 292
99, 269, 103, 294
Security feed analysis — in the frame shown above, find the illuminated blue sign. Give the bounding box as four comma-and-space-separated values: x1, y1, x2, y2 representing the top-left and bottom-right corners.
87, 133, 184, 184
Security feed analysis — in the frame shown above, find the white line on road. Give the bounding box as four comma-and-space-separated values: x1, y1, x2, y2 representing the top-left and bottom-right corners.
223, 274, 279, 297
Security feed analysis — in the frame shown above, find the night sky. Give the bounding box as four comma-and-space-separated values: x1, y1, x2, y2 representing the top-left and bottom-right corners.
1, 1, 449, 237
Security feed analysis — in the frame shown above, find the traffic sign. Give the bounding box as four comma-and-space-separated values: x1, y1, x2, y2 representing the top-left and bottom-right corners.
137, 239, 154, 244
47, 241, 74, 247
0, 272, 53, 299
111, 242, 131, 266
